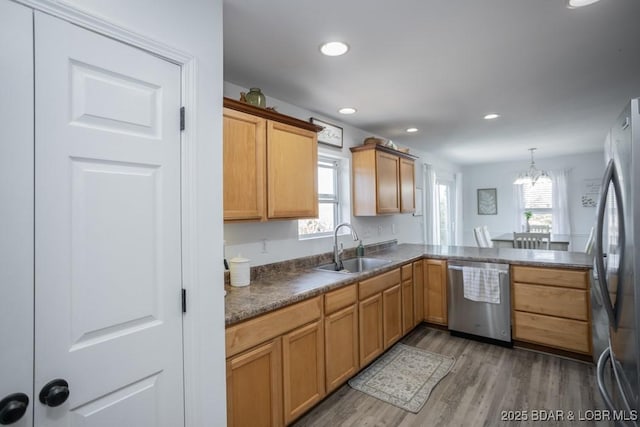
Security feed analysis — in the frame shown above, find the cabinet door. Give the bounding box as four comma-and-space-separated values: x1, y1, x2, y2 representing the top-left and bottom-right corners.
267, 121, 318, 219
425, 259, 448, 325
282, 320, 325, 424
223, 108, 266, 221
227, 339, 283, 427
401, 277, 414, 335
359, 293, 384, 366
383, 284, 403, 348
413, 260, 424, 326
399, 158, 415, 213
375, 151, 400, 214
325, 304, 359, 393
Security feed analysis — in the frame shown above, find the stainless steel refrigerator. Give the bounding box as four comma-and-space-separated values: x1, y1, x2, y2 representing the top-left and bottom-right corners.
595, 98, 639, 425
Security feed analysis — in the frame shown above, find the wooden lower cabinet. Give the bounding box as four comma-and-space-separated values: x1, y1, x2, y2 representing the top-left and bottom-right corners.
424, 259, 448, 325
383, 284, 402, 348
325, 304, 359, 392
282, 320, 325, 424
226, 338, 283, 427
512, 265, 592, 355
513, 311, 591, 354
359, 293, 384, 366
413, 260, 424, 325
401, 264, 414, 334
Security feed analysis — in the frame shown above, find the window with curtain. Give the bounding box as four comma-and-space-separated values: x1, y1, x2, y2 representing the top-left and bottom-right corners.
298, 157, 342, 238
437, 180, 455, 245
424, 163, 460, 246
522, 179, 553, 231
514, 169, 571, 235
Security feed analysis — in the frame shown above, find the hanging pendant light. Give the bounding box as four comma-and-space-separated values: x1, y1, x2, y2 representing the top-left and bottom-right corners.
513, 148, 551, 186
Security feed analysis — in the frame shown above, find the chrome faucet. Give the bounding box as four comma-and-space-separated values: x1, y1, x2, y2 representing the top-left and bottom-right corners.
333, 222, 359, 271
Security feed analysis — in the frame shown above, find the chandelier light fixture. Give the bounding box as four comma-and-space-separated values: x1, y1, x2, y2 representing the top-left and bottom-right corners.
513, 148, 551, 186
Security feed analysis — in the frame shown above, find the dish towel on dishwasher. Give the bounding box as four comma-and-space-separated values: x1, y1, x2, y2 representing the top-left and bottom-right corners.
462, 266, 500, 304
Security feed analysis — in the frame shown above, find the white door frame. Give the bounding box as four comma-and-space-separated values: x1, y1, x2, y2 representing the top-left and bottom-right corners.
14, 1, 217, 425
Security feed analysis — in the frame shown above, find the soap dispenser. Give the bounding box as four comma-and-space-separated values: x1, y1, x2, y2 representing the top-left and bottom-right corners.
356, 240, 365, 257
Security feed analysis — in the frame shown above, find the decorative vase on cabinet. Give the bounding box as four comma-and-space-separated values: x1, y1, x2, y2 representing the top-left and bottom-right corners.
245, 87, 266, 108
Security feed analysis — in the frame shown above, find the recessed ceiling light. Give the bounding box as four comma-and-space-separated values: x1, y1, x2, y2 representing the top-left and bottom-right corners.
320, 41, 349, 56
484, 113, 500, 120
406, 127, 419, 133
338, 107, 357, 115
566, 0, 600, 8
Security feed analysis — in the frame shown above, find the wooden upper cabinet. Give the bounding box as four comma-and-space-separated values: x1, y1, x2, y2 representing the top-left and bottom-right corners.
223, 108, 266, 221
222, 98, 321, 222
400, 158, 415, 213
350, 144, 416, 216
267, 121, 318, 219
375, 151, 400, 214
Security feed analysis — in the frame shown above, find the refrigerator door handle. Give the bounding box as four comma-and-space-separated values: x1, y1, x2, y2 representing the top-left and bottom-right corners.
597, 347, 616, 412
594, 159, 625, 328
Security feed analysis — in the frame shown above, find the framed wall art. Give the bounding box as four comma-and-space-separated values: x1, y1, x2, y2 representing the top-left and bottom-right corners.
477, 188, 497, 215
310, 117, 343, 148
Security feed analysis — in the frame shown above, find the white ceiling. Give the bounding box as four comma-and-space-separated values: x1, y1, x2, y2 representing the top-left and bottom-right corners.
223, 0, 640, 165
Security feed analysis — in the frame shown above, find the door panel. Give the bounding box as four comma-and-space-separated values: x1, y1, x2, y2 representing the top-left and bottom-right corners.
266, 121, 318, 218
34, 12, 184, 426
0, 3, 34, 426
375, 151, 400, 214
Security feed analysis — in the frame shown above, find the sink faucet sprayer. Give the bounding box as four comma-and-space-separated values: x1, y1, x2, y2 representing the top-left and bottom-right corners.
333, 222, 359, 271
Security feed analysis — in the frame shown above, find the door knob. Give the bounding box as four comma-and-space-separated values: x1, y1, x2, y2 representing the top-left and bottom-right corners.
38, 379, 69, 407
0, 393, 29, 425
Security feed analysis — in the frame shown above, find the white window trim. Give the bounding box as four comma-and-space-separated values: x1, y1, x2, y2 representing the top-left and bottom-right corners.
298, 153, 351, 240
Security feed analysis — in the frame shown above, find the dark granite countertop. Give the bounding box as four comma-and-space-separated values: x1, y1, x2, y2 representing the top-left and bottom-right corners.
224, 243, 593, 326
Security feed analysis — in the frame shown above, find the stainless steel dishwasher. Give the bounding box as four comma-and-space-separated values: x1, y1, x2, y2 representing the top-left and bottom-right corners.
447, 260, 512, 344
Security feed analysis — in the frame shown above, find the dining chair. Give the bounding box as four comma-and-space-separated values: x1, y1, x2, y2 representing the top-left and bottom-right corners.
481, 226, 493, 248
584, 226, 595, 255
529, 224, 550, 233
513, 232, 551, 250
474, 226, 490, 248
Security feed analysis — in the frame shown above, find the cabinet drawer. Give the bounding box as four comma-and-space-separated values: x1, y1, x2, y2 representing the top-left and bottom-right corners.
513, 311, 591, 354
512, 266, 589, 289
226, 296, 322, 358
513, 283, 588, 321
401, 263, 413, 281
325, 284, 357, 315
359, 268, 401, 300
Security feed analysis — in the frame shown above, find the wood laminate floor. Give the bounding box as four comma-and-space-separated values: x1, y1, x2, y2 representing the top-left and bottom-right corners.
294, 326, 609, 427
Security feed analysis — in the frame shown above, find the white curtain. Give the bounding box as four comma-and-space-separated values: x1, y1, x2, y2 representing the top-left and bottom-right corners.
550, 169, 571, 235
454, 172, 463, 245
513, 183, 526, 232
423, 163, 440, 245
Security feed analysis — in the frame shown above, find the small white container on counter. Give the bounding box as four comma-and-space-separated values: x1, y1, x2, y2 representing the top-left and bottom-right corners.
230, 254, 250, 287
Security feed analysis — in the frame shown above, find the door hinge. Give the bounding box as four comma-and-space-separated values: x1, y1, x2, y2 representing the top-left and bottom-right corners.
182, 289, 187, 313
180, 107, 185, 131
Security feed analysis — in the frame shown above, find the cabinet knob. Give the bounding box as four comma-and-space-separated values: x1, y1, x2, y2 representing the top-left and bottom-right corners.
0, 393, 29, 425
39, 379, 69, 408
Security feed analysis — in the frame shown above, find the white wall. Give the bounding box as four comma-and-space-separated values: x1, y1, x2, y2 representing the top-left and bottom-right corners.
462, 151, 604, 251
54, 0, 226, 424
223, 82, 461, 265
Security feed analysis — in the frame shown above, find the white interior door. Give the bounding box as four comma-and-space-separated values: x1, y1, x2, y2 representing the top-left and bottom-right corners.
34, 12, 184, 426
0, 2, 34, 426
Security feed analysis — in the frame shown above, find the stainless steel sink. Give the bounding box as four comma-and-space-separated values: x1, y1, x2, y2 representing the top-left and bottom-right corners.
315, 257, 392, 274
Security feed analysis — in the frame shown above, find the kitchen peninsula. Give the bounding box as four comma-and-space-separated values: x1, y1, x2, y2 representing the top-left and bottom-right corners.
224, 242, 593, 426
